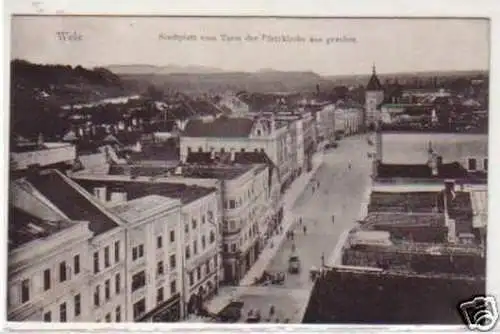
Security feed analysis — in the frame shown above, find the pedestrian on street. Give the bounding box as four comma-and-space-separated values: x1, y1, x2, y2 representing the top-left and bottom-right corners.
303, 225, 307, 235
269, 305, 275, 317
291, 231, 294, 240
299, 217, 302, 225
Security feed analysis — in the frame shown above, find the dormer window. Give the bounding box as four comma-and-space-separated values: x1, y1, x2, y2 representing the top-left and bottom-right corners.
256, 129, 262, 136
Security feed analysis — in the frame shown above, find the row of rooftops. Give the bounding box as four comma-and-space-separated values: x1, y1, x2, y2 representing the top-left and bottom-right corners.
8, 168, 218, 251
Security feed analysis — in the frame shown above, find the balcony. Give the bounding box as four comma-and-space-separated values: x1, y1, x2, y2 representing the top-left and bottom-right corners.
11, 143, 76, 170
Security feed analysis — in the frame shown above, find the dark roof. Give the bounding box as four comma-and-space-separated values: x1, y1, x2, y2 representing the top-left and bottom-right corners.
186, 152, 213, 164
233, 151, 280, 192
181, 164, 256, 180
74, 179, 216, 205
366, 72, 383, 91
128, 144, 179, 162
115, 131, 142, 146
8, 206, 76, 250
183, 117, 255, 138
368, 191, 444, 214
376, 162, 469, 179
26, 170, 120, 235
363, 212, 445, 228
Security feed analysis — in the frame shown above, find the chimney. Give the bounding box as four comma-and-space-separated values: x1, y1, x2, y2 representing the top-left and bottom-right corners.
93, 186, 107, 202
110, 191, 128, 204
37, 133, 44, 148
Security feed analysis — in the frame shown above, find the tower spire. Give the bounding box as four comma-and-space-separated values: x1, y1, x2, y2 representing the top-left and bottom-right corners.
372, 63, 376, 75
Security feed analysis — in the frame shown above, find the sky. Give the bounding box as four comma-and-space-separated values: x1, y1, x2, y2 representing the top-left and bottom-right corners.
10, 16, 489, 76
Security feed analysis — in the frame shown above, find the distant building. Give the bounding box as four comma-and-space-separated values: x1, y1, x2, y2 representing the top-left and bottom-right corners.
364, 65, 384, 129
180, 115, 297, 190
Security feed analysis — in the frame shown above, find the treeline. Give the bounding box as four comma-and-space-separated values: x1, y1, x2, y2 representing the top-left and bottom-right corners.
10, 60, 129, 140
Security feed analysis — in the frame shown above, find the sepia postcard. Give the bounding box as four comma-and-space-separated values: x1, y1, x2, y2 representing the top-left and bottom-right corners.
3, 4, 499, 333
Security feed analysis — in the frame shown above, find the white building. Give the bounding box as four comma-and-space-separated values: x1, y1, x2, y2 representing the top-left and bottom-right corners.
9, 170, 127, 323
108, 195, 183, 322
66, 174, 222, 318
180, 115, 295, 189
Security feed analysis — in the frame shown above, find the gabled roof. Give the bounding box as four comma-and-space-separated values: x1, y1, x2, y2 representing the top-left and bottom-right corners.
183, 116, 255, 138
75, 178, 216, 205
9, 205, 76, 250
26, 170, 121, 235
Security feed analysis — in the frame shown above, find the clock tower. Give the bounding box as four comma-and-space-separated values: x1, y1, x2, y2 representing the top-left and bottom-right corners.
364, 64, 384, 131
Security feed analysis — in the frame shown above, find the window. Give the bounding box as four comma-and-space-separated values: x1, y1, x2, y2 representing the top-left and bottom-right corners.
170, 254, 176, 269
192, 219, 197, 230
105, 279, 111, 300
157, 261, 164, 276
184, 223, 189, 235
223, 244, 228, 253
170, 280, 177, 294
94, 285, 100, 307
189, 272, 194, 286
157, 287, 164, 304
115, 273, 121, 294
74, 294, 81, 317
202, 235, 206, 249
131, 271, 146, 292
114, 241, 120, 263
59, 302, 67, 322
43, 269, 51, 291
138, 245, 144, 257
229, 200, 236, 209
43, 311, 51, 322
133, 299, 146, 319
105, 313, 111, 322
484, 158, 488, 171
205, 261, 210, 275
196, 266, 201, 280
132, 245, 145, 261
157, 236, 163, 249
185, 246, 190, 260
187, 147, 192, 153
170, 230, 175, 242
59, 262, 67, 282
468, 158, 477, 171
231, 244, 237, 252
104, 246, 110, 268
21, 279, 30, 303
202, 215, 206, 225
94, 252, 100, 273
193, 240, 198, 255
115, 306, 121, 322
74, 255, 80, 275
210, 231, 215, 244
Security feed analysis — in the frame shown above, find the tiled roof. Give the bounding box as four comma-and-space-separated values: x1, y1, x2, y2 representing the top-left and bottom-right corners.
368, 191, 444, 214
109, 195, 180, 223
128, 144, 179, 162
183, 117, 255, 138
74, 178, 216, 205
233, 151, 279, 192
9, 206, 76, 250
363, 212, 445, 228
376, 162, 469, 179
26, 170, 120, 235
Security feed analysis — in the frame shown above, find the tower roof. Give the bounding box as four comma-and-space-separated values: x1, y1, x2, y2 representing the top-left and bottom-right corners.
366, 64, 383, 91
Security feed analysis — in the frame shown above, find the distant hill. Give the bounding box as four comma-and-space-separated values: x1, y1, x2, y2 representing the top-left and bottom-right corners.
10, 59, 130, 139
106, 64, 225, 75
119, 69, 329, 94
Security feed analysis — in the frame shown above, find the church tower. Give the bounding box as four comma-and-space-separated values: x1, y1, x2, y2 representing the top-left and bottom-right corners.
364, 64, 384, 131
